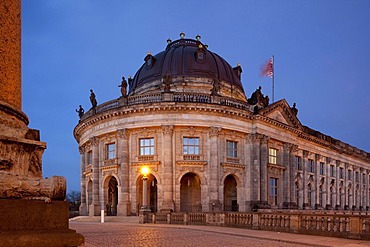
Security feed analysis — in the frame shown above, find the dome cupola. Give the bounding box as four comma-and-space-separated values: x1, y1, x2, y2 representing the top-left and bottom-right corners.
128, 33, 247, 102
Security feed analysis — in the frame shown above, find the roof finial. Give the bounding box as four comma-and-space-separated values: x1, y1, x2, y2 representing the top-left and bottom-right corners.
180, 32, 185, 39
147, 51, 151, 55
167, 38, 172, 44
237, 62, 241, 67
196, 34, 201, 41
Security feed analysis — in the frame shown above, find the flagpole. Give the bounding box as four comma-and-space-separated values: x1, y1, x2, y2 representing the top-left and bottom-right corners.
272, 55, 274, 103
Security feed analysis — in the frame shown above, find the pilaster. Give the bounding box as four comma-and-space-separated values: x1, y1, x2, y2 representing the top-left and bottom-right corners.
79, 146, 87, 215
208, 126, 222, 211
161, 125, 174, 211
89, 136, 100, 216
117, 129, 130, 215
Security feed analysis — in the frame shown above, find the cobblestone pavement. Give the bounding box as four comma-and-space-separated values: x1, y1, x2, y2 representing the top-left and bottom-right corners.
70, 222, 314, 247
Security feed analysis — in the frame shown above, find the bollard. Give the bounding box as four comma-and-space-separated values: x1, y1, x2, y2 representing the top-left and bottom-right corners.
101, 210, 105, 223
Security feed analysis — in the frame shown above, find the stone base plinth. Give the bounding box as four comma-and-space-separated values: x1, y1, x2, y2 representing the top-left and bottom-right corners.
0, 199, 84, 247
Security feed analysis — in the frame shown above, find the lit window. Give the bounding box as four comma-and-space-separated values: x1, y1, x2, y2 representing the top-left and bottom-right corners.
226, 141, 237, 158
106, 143, 116, 160
319, 162, 325, 175
87, 150, 92, 164
183, 137, 199, 155
140, 138, 154, 156
308, 159, 314, 173
269, 148, 277, 164
295, 156, 301, 170
270, 178, 278, 205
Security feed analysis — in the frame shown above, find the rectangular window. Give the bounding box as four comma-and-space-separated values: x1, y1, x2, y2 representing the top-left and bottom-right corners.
270, 177, 278, 205
140, 138, 155, 156
226, 140, 237, 158
356, 171, 359, 182
319, 162, 325, 175
348, 170, 352, 180
330, 165, 335, 177
295, 156, 301, 170
269, 148, 277, 164
362, 174, 366, 184
339, 167, 344, 179
87, 150, 92, 165
106, 143, 116, 160
308, 159, 314, 173
183, 137, 199, 155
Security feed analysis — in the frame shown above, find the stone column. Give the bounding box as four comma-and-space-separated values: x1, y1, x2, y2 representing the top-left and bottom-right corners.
314, 154, 320, 209
79, 146, 88, 215
289, 145, 298, 209
89, 136, 100, 216
260, 135, 269, 204
161, 125, 174, 212
325, 157, 332, 209
117, 129, 130, 215
282, 143, 291, 208
366, 170, 369, 209
302, 150, 309, 209
335, 160, 340, 209
208, 127, 221, 211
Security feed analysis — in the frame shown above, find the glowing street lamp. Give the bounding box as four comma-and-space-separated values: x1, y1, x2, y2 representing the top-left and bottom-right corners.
139, 166, 151, 223
141, 166, 149, 210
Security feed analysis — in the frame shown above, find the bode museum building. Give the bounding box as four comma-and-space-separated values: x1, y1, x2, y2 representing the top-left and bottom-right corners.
74, 34, 370, 216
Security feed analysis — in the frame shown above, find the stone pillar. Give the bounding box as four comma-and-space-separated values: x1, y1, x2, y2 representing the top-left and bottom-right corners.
302, 150, 309, 208
260, 135, 269, 203
282, 143, 291, 207
325, 157, 332, 209
335, 160, 340, 209
0, 0, 21, 110
366, 170, 369, 209
208, 127, 221, 211
0, 1, 84, 245
89, 136, 100, 216
161, 125, 174, 211
289, 145, 298, 209
79, 146, 88, 215
117, 129, 130, 215
314, 154, 320, 209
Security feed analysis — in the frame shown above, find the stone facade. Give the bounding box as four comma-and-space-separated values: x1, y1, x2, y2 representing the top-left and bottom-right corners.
74, 35, 370, 216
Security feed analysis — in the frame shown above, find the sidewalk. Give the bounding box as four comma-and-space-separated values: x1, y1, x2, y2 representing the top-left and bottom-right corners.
70, 216, 370, 247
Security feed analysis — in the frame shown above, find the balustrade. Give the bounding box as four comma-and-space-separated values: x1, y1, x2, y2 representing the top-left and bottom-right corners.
150, 211, 370, 240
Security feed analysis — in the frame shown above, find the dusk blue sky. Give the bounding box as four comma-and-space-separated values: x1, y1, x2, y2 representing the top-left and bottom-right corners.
22, 1, 370, 192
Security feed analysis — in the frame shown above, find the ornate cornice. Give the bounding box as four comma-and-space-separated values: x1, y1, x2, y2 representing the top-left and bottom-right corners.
221, 163, 245, 170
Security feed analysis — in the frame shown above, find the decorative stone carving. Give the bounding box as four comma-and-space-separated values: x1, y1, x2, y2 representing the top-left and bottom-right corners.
0, 173, 65, 200
162, 125, 174, 135
209, 126, 221, 137
78, 146, 85, 155
89, 136, 99, 146
117, 128, 128, 139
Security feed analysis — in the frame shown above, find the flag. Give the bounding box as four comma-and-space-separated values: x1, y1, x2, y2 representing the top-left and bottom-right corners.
261, 57, 274, 78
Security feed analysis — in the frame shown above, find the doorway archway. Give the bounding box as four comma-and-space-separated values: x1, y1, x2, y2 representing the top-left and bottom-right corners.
106, 176, 118, 216
180, 173, 201, 212
136, 174, 157, 213
224, 174, 238, 211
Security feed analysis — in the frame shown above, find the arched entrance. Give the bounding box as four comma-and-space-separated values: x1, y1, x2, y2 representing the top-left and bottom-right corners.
137, 174, 157, 213
106, 177, 118, 216
180, 173, 201, 212
224, 175, 238, 211
87, 180, 93, 214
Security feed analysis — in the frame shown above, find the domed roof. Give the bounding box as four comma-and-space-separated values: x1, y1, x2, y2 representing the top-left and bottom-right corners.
128, 35, 245, 97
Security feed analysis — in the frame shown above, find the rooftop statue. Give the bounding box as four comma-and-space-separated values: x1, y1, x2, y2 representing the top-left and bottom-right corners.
76, 105, 84, 119
248, 86, 269, 107
119, 76, 128, 97
90, 89, 97, 108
